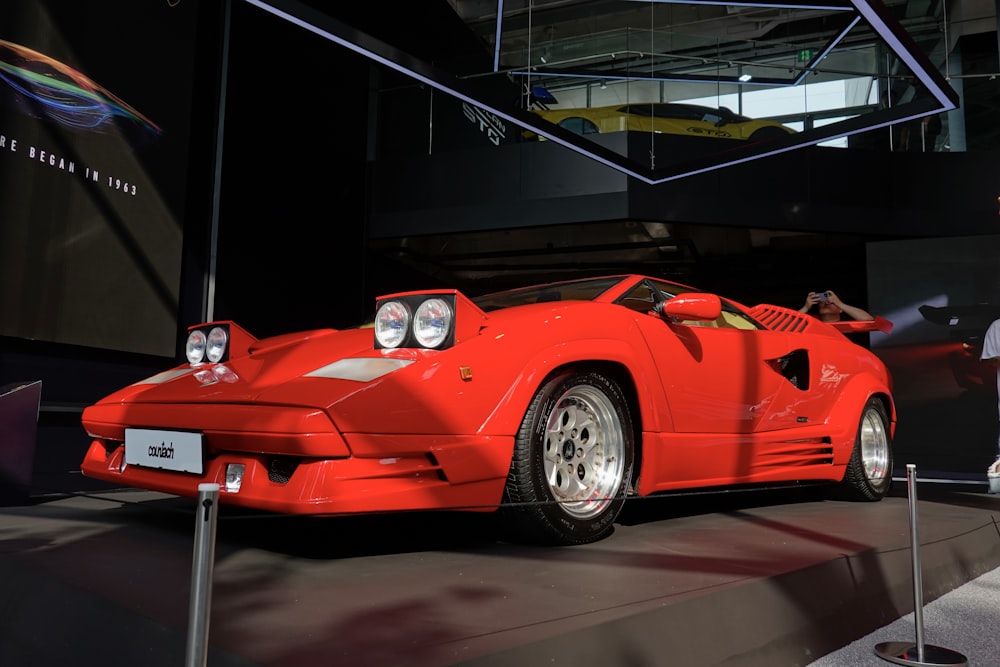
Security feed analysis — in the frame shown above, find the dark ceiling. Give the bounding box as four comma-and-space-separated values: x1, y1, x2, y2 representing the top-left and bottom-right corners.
280, 0, 989, 302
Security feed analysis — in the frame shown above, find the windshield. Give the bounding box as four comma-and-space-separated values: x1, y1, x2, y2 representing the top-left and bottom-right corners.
615, 278, 763, 330
472, 276, 625, 312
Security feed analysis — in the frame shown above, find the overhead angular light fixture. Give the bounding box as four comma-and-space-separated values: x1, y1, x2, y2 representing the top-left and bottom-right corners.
244, 0, 959, 185
738, 73, 752, 82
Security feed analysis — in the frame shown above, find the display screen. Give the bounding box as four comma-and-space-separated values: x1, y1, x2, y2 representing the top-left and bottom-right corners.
868, 235, 1000, 478
0, 1, 201, 356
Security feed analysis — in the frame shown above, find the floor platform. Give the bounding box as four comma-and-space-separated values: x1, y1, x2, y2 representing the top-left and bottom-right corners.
1, 482, 998, 667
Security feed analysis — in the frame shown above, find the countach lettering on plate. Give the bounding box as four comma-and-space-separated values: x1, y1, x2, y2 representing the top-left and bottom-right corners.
149, 442, 175, 459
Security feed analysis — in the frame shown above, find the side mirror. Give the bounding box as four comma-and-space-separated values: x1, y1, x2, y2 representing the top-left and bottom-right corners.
657, 293, 722, 322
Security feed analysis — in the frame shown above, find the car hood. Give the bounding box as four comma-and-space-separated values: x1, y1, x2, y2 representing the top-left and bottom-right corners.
97, 327, 398, 410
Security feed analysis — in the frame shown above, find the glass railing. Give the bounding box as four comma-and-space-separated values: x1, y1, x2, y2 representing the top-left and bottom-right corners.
366, 1, 1000, 179
375, 3, 982, 178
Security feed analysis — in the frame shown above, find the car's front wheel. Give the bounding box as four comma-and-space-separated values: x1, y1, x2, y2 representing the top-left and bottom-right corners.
502, 370, 634, 545
837, 397, 893, 501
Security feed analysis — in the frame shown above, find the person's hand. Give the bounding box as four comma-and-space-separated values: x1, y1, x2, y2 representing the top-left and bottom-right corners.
825, 290, 844, 308
822, 292, 873, 321
802, 291, 825, 310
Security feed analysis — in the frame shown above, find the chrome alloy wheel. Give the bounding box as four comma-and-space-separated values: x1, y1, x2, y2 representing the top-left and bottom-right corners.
859, 404, 891, 484
542, 384, 626, 519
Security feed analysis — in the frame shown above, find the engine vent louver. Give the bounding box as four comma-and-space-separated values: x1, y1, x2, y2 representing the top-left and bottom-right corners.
749, 305, 811, 332
267, 456, 302, 484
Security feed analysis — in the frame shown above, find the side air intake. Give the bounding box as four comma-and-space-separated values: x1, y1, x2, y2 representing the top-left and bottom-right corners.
770, 349, 810, 390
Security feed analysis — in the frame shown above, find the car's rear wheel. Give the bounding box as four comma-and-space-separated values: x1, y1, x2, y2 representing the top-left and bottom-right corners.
748, 126, 790, 142
502, 370, 634, 545
837, 397, 893, 501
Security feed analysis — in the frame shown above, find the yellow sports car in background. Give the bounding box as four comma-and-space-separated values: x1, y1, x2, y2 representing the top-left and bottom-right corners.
531, 102, 795, 142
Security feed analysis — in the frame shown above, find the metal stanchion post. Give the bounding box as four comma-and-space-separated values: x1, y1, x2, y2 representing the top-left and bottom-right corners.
185, 483, 220, 667
874, 465, 967, 666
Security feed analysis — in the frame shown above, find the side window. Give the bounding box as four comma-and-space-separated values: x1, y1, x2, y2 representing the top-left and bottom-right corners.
719, 311, 760, 330
683, 310, 759, 329
616, 282, 659, 314
558, 117, 600, 136
614, 280, 763, 330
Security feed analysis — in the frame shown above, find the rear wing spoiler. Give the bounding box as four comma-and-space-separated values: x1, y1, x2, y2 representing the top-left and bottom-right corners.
748, 305, 893, 335
829, 315, 893, 335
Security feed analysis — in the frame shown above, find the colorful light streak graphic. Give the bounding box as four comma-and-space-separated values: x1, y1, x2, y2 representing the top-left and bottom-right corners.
0, 38, 161, 136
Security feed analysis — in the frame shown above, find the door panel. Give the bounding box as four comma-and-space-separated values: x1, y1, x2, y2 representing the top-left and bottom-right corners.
635, 316, 794, 433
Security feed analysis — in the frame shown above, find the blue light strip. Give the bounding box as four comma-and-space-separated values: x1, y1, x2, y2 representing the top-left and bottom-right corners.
493, 0, 504, 73
241, 0, 957, 185
241, 0, 649, 180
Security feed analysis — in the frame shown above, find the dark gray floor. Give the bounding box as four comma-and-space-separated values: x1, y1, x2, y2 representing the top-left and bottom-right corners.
1, 477, 998, 667
807, 565, 1000, 666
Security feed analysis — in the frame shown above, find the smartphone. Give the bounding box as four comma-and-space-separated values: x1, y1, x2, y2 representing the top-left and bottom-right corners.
816, 291, 829, 302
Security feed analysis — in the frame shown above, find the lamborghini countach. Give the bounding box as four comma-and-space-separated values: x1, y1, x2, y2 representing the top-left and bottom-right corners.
81, 275, 894, 545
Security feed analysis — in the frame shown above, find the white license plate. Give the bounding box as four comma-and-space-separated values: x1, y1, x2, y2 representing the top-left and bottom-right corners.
125, 428, 204, 474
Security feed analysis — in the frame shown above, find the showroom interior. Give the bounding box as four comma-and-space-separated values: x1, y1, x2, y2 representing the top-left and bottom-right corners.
1, 1, 1000, 666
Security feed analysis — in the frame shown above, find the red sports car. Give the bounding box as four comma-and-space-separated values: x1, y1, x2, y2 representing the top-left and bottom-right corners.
81, 275, 895, 545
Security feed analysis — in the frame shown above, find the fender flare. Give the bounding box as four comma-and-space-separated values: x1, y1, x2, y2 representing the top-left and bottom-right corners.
478, 336, 672, 437
826, 373, 895, 464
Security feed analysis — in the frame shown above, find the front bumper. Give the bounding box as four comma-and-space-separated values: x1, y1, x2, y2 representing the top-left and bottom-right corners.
80, 431, 514, 514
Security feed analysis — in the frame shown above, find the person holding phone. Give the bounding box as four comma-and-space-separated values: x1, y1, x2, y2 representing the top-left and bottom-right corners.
799, 290, 874, 322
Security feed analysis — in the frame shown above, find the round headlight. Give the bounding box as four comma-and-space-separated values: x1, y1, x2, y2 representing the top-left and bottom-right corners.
374, 301, 410, 348
413, 298, 453, 348
186, 329, 207, 365
206, 326, 228, 363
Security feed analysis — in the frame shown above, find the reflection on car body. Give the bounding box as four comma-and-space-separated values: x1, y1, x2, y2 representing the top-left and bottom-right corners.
919, 303, 1000, 394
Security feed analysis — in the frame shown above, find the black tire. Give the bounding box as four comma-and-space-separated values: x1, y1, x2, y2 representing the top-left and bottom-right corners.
748, 126, 790, 142
501, 371, 635, 546
836, 398, 893, 501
